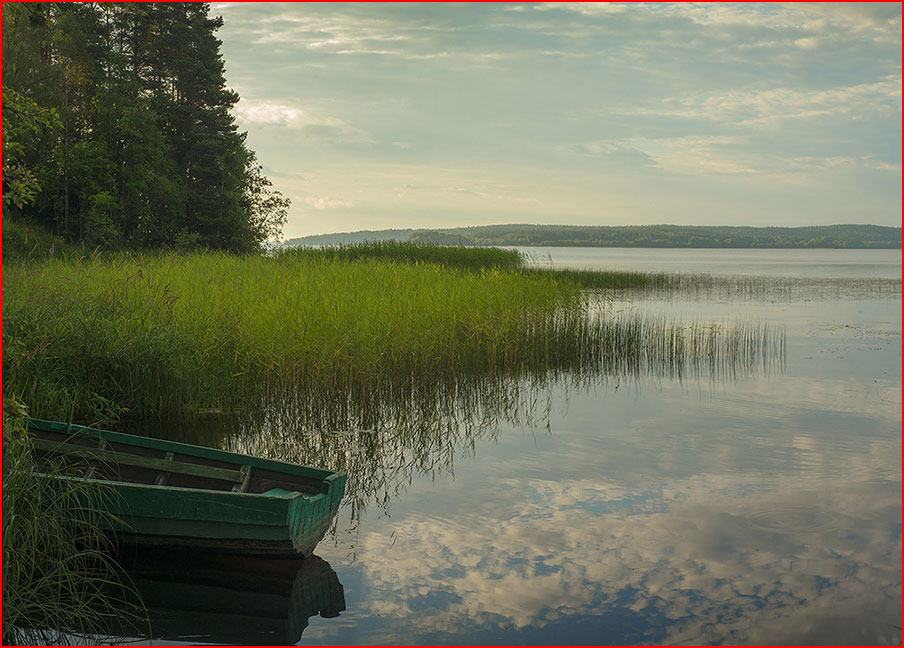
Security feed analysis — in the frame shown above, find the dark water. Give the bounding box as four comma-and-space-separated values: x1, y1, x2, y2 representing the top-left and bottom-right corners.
118, 249, 900, 645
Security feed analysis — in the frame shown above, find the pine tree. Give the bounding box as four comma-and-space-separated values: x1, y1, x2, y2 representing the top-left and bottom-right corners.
2, 2, 288, 252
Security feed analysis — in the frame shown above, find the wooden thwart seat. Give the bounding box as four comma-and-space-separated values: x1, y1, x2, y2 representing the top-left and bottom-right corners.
155, 451, 175, 486
232, 465, 253, 493
32, 438, 245, 484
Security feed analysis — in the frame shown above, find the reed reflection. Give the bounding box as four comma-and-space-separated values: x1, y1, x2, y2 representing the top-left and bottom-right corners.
129, 314, 785, 527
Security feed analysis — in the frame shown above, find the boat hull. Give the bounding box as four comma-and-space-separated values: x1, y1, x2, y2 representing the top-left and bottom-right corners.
27, 418, 347, 557
107, 485, 337, 556
94, 482, 338, 556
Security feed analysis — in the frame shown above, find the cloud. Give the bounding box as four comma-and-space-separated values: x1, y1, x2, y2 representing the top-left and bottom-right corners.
232, 100, 304, 126
298, 195, 354, 210
226, 9, 412, 51
233, 99, 374, 144
567, 136, 780, 176
794, 36, 820, 50
213, 3, 901, 235
598, 136, 901, 178
794, 2, 902, 27
645, 2, 899, 33
630, 136, 770, 175
613, 77, 900, 127
573, 75, 900, 176
533, 3, 631, 16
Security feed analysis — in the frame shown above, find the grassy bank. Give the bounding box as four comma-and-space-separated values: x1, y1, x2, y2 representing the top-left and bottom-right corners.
2, 241, 786, 546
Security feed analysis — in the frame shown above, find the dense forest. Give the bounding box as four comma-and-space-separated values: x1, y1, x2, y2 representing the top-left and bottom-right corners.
2, 2, 288, 252
289, 224, 901, 249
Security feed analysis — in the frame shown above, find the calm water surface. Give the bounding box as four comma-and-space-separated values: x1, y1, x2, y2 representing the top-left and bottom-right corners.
122, 248, 901, 646
517, 246, 902, 279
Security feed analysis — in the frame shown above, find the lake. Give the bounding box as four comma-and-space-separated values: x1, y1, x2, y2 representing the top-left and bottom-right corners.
120, 248, 901, 645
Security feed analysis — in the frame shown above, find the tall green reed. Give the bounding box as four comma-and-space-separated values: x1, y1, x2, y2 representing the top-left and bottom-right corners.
2, 405, 142, 645
521, 265, 900, 301
279, 240, 522, 271
3, 250, 786, 424
124, 307, 786, 526
2, 251, 577, 421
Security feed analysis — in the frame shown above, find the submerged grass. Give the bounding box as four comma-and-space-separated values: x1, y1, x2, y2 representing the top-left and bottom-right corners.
521, 265, 900, 301
520, 266, 678, 291
144, 307, 786, 522
3, 241, 787, 532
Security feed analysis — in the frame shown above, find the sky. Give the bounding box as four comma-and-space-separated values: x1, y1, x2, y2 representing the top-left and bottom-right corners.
210, 2, 902, 239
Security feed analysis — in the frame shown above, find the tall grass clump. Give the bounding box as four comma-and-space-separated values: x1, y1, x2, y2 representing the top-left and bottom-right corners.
2, 404, 138, 644
281, 240, 522, 271
3, 250, 786, 425
125, 309, 785, 523
519, 267, 680, 291
2, 251, 578, 421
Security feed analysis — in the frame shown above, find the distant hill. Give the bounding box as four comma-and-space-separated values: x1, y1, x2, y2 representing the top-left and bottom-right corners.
287, 224, 901, 249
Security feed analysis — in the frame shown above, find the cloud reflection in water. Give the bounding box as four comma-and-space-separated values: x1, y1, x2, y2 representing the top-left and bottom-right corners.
352, 471, 899, 645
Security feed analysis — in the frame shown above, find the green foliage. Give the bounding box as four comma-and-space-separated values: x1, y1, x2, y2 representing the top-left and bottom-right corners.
238, 155, 290, 253
1, 2, 288, 253
2, 251, 579, 421
288, 224, 902, 250
1, 88, 61, 210
405, 230, 474, 246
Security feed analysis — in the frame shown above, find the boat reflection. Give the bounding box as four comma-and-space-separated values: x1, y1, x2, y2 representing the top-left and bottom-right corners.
116, 548, 345, 645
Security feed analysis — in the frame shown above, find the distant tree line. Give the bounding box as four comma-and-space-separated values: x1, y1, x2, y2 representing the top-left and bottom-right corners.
458, 224, 901, 248
2, 3, 288, 252
289, 224, 901, 249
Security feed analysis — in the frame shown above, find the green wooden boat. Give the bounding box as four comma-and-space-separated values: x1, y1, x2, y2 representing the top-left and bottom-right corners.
25, 418, 347, 557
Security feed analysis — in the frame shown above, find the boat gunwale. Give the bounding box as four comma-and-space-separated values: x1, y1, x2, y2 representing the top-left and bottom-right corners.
23, 417, 347, 486
36, 470, 320, 500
